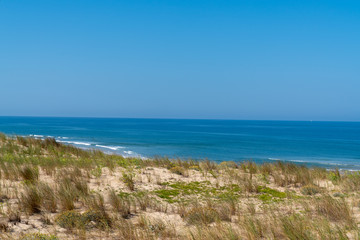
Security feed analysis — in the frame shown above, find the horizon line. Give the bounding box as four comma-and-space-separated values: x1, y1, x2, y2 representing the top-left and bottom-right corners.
0, 115, 359, 123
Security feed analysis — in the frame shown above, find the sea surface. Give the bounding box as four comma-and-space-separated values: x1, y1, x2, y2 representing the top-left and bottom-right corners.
0, 117, 359, 170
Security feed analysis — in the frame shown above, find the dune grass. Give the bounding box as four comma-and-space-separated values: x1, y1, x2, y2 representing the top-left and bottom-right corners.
0, 134, 359, 239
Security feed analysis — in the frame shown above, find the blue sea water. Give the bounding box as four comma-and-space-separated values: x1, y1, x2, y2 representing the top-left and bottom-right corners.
0, 117, 359, 170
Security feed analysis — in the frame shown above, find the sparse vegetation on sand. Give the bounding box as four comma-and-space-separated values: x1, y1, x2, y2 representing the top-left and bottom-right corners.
0, 134, 359, 239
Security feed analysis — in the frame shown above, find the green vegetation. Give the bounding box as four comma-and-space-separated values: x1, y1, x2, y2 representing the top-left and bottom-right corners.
19, 165, 39, 184
155, 189, 180, 202
55, 210, 111, 230
122, 172, 135, 191
154, 181, 242, 203
301, 184, 321, 195
257, 185, 287, 202
19, 233, 59, 240
170, 166, 186, 175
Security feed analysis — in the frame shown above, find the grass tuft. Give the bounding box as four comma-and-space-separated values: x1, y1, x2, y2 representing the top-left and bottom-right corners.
122, 172, 135, 191
316, 195, 353, 224
183, 204, 219, 225
109, 189, 132, 218
19, 165, 39, 184
301, 184, 321, 195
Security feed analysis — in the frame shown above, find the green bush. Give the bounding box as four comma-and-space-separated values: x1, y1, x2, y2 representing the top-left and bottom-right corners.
55, 210, 111, 230
55, 210, 83, 229
301, 185, 321, 195
19, 233, 58, 240
82, 210, 111, 229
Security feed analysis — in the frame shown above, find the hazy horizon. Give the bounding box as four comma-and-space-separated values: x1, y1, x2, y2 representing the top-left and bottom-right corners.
1, 115, 360, 123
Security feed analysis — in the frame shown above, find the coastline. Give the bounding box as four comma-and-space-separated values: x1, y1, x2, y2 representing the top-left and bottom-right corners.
0, 134, 359, 239
9, 133, 360, 172
1, 117, 360, 172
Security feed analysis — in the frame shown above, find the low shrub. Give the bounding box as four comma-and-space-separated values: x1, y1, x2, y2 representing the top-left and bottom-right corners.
19, 233, 59, 240
301, 185, 321, 195
219, 161, 238, 169
184, 205, 219, 225
56, 209, 111, 230
82, 210, 112, 229
170, 166, 186, 175
55, 210, 83, 229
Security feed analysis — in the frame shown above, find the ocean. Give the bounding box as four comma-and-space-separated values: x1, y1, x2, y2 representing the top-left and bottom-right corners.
0, 116, 359, 170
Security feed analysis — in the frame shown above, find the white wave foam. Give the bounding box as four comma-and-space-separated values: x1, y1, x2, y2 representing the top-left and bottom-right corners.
121, 150, 148, 160
268, 158, 360, 169
57, 140, 92, 146
57, 136, 69, 139
53, 138, 147, 160
30, 134, 44, 138
269, 158, 327, 164
287, 159, 309, 163
72, 142, 91, 146
95, 145, 124, 151
287, 159, 350, 166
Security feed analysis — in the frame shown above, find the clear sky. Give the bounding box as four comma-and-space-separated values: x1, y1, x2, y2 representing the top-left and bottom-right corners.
1, 0, 359, 121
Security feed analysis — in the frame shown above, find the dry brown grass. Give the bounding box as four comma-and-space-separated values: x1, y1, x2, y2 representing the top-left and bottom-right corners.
316, 195, 354, 224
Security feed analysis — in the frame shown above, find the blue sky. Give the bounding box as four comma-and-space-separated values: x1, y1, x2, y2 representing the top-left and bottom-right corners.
1, 0, 359, 121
